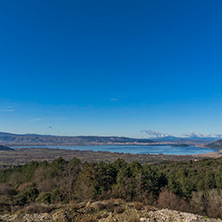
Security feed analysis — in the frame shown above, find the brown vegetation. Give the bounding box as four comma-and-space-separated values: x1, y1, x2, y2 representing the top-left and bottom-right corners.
21, 203, 55, 214
0, 183, 16, 195
133, 201, 144, 210
158, 188, 188, 212
1, 156, 222, 219
191, 189, 222, 218
128, 214, 140, 222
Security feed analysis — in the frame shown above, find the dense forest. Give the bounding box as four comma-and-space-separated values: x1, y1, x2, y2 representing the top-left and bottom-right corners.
1, 157, 222, 218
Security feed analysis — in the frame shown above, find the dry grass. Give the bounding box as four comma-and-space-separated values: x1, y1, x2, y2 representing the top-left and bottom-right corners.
128, 214, 140, 222
133, 201, 144, 210
68, 200, 79, 210
92, 202, 106, 211
104, 199, 116, 212
80, 215, 97, 222
115, 205, 125, 214
21, 203, 54, 214
113, 198, 125, 205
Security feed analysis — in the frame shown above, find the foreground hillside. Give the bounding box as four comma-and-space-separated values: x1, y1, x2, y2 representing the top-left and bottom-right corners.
0, 201, 219, 222
1, 157, 222, 219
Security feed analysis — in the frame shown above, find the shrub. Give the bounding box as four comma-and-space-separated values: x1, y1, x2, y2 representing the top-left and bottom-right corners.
80, 215, 97, 222
0, 183, 17, 195
158, 188, 188, 212
37, 179, 55, 193
36, 192, 52, 204
17, 182, 34, 193
115, 206, 125, 214
15, 187, 39, 205
92, 202, 106, 211
133, 201, 144, 210
21, 203, 54, 214
207, 189, 222, 218
192, 189, 222, 218
128, 214, 140, 222
103, 199, 116, 212
69, 200, 79, 210
191, 190, 208, 214
51, 188, 63, 203
14, 193, 28, 206
0, 195, 13, 214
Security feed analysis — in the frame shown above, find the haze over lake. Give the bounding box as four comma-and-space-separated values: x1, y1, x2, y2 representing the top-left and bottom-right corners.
15, 145, 217, 155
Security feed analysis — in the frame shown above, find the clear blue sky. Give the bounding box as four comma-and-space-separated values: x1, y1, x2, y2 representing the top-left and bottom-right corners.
0, 0, 222, 137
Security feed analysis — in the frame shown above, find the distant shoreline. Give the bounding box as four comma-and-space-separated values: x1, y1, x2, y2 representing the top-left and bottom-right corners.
0, 147, 202, 167
10, 142, 215, 147
10, 144, 217, 156
194, 149, 222, 158
0, 146, 221, 167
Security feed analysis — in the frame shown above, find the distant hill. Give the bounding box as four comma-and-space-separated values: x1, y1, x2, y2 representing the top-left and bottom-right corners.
207, 139, 222, 149
0, 131, 219, 146
152, 136, 219, 144
0, 145, 14, 151
0, 132, 154, 146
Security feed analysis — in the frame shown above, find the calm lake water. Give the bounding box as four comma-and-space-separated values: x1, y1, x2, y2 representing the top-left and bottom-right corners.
15, 145, 217, 155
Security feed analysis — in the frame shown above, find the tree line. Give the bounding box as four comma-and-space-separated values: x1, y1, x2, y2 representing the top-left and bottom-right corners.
1, 157, 222, 218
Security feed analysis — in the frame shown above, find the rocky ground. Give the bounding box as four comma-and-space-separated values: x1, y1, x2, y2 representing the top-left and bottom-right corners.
0, 200, 220, 222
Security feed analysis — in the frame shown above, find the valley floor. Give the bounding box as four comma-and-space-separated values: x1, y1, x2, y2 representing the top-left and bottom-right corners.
0, 147, 204, 166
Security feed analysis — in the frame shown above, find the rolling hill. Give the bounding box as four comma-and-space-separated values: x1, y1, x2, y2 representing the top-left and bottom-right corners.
0, 145, 14, 151
0, 132, 154, 146
207, 139, 222, 149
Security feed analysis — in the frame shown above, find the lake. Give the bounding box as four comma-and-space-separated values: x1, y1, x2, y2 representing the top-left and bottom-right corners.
14, 145, 217, 155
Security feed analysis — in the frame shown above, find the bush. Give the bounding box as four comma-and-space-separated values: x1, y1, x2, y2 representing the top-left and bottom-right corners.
21, 203, 54, 214
92, 202, 106, 211
0, 195, 13, 214
103, 199, 116, 212
192, 189, 222, 218
69, 200, 79, 210
80, 215, 97, 222
51, 188, 63, 203
191, 190, 208, 214
128, 214, 140, 222
36, 192, 52, 204
14, 193, 28, 206
0, 183, 17, 195
133, 201, 144, 210
158, 188, 188, 212
15, 187, 39, 205
23, 187, 39, 202
37, 179, 55, 193
17, 182, 34, 193
115, 206, 125, 214
207, 189, 222, 218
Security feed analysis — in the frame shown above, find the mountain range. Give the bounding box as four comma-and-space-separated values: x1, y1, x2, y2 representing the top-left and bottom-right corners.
0, 132, 154, 146
207, 139, 222, 149
0, 131, 220, 146
151, 136, 220, 144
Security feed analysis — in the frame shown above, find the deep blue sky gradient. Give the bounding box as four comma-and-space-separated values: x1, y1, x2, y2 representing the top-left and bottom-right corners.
0, 0, 222, 137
